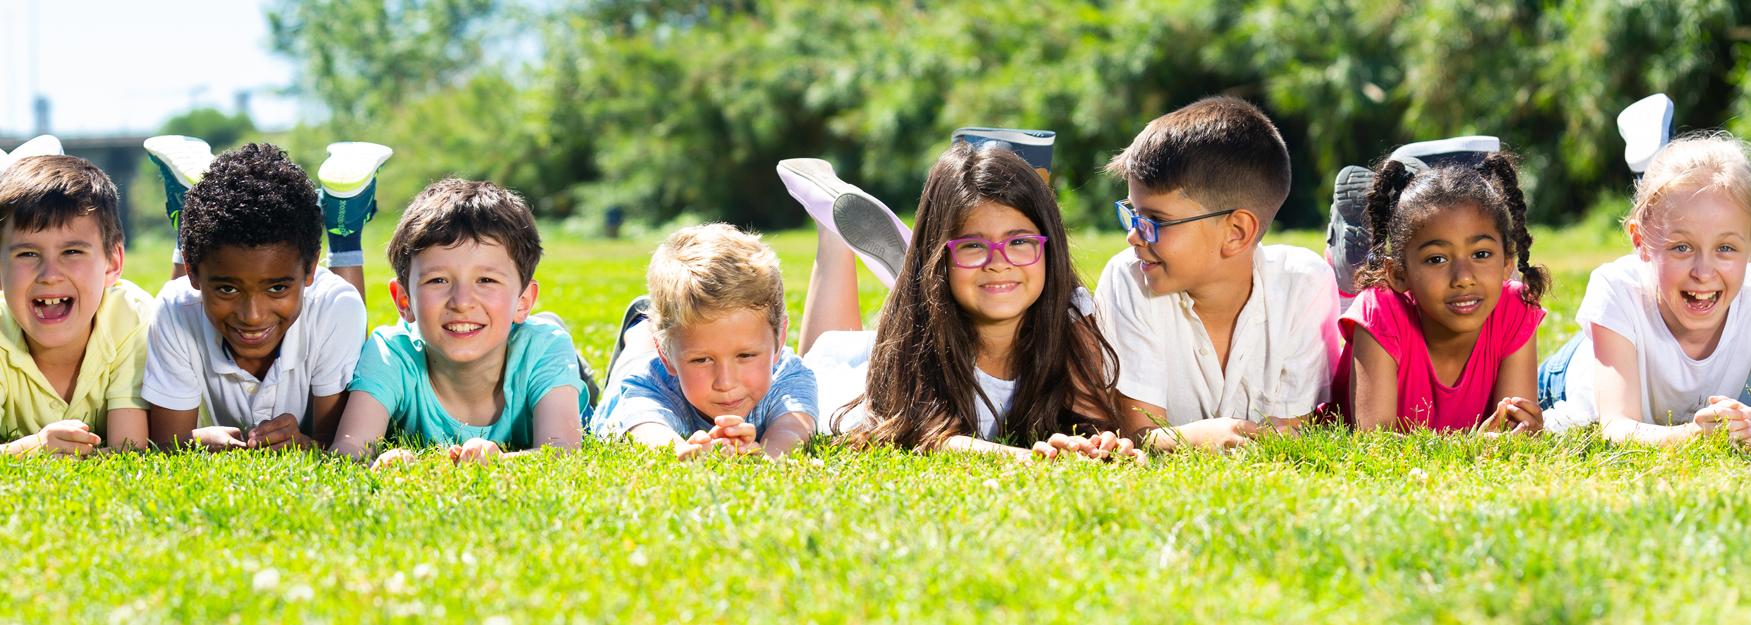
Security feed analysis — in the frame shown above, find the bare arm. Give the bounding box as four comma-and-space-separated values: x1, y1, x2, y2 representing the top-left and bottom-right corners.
306, 392, 349, 448
758, 411, 813, 457
529, 386, 583, 451
626, 422, 688, 451
332, 266, 367, 305
1349, 329, 1401, 431
105, 408, 150, 451
940, 435, 1034, 459
329, 391, 391, 461
148, 404, 201, 449
1120, 394, 1257, 451
1593, 324, 1699, 445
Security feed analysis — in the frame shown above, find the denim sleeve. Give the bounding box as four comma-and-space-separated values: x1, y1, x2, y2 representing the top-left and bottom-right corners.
590, 363, 692, 438
752, 350, 819, 436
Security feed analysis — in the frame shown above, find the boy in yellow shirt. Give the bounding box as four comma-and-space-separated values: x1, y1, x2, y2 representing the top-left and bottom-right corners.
0, 155, 155, 454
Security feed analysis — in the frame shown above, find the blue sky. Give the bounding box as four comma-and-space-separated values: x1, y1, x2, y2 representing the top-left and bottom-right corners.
0, 0, 301, 137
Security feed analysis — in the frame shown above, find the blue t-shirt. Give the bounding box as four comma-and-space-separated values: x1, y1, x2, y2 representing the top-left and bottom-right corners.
347, 316, 590, 448
591, 348, 817, 439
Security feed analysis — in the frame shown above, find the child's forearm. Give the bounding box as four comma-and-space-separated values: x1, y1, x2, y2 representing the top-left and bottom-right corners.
1600, 416, 1701, 446
758, 412, 814, 457
941, 435, 1032, 459
105, 408, 150, 451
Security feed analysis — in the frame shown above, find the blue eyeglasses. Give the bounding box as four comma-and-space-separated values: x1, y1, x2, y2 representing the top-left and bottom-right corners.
1114, 199, 1236, 244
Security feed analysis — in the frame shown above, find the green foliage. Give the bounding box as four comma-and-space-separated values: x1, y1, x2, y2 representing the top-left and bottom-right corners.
267, 0, 503, 131
265, 1, 1751, 228
160, 107, 257, 151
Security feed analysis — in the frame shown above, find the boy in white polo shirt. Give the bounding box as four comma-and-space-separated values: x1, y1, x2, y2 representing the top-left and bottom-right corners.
1097, 96, 1342, 450
143, 143, 368, 451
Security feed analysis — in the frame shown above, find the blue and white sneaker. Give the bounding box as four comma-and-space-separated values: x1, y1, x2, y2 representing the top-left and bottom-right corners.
0, 134, 66, 173
144, 135, 215, 257
952, 127, 1056, 181
1618, 93, 1674, 175
317, 142, 393, 266
1388, 135, 1500, 172
777, 158, 911, 287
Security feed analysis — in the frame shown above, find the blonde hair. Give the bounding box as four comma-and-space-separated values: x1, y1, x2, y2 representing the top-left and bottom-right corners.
646, 223, 785, 354
1626, 131, 1751, 237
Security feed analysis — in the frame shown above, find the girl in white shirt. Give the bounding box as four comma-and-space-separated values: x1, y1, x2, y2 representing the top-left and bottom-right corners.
1539, 133, 1751, 445
777, 142, 1134, 460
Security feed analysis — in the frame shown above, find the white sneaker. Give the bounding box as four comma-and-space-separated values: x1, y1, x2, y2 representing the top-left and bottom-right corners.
1389, 135, 1500, 172
1618, 93, 1674, 175
318, 142, 394, 198
777, 158, 911, 287
143, 135, 215, 188
0, 134, 65, 173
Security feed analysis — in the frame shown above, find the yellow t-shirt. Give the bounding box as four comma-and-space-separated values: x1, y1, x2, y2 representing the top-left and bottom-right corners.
0, 280, 154, 438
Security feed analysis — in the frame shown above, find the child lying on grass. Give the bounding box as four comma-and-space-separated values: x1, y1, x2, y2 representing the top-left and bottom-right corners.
330, 179, 590, 469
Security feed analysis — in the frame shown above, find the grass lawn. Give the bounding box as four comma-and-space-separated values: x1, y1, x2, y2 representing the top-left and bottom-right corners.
7, 223, 1750, 624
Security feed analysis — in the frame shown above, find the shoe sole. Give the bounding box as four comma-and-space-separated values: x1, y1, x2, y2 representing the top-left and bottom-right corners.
1328, 165, 1374, 295
143, 136, 214, 188
319, 142, 394, 197
1389, 135, 1500, 162
605, 295, 653, 385
778, 158, 910, 282
1619, 94, 1675, 173
833, 193, 908, 282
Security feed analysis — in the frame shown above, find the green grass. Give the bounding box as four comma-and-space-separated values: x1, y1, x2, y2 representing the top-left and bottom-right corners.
11, 223, 1747, 624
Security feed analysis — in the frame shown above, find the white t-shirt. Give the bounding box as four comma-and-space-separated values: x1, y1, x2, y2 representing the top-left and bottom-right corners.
141, 267, 368, 432
1545, 254, 1751, 430
1093, 244, 1341, 426
804, 287, 1096, 438
805, 330, 1014, 439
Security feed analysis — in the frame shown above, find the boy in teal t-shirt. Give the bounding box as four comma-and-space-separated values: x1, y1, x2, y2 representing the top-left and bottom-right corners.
329, 179, 590, 469
348, 313, 583, 451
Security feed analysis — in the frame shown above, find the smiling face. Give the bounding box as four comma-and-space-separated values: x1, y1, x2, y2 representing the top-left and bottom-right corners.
391, 238, 536, 369
946, 201, 1048, 329
189, 243, 314, 371
0, 214, 123, 355
659, 307, 782, 419
1123, 180, 1231, 296
1388, 202, 1510, 340
1634, 190, 1751, 344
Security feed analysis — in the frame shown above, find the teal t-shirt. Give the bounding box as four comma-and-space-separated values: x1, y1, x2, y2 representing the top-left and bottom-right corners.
347, 315, 590, 449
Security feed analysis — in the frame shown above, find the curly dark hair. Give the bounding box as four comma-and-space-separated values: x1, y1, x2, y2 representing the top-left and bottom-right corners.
1355, 153, 1550, 306
179, 143, 322, 271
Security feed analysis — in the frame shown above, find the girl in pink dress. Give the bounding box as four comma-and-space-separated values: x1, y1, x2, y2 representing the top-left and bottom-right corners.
1331, 154, 1550, 433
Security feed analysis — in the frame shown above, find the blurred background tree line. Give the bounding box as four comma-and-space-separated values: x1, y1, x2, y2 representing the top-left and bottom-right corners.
216, 0, 1751, 234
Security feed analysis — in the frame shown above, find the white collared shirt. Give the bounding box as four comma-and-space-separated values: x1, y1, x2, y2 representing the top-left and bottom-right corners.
1094, 244, 1341, 425
141, 267, 367, 431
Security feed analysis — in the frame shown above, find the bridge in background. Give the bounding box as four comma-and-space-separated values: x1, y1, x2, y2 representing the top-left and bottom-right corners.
2, 134, 153, 245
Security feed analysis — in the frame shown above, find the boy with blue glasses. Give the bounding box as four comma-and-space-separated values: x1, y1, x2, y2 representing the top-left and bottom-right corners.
1097, 96, 1341, 451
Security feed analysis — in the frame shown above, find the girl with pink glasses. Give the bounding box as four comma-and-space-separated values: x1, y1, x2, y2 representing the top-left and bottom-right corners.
775, 141, 1136, 460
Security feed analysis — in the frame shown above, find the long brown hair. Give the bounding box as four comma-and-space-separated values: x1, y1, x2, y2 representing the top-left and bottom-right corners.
839, 142, 1123, 449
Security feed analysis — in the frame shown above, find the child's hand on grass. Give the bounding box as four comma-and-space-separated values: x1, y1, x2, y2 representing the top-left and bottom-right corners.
448, 438, 503, 465
191, 425, 248, 452
1168, 418, 1259, 450
675, 416, 763, 460
1696, 396, 1751, 444
370, 448, 418, 471
7, 420, 102, 456
247, 414, 317, 451
1030, 431, 1140, 461
1479, 397, 1541, 437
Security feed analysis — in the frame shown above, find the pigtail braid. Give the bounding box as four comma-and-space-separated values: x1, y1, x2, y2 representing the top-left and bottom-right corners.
1355, 159, 1412, 290
1480, 154, 1549, 305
